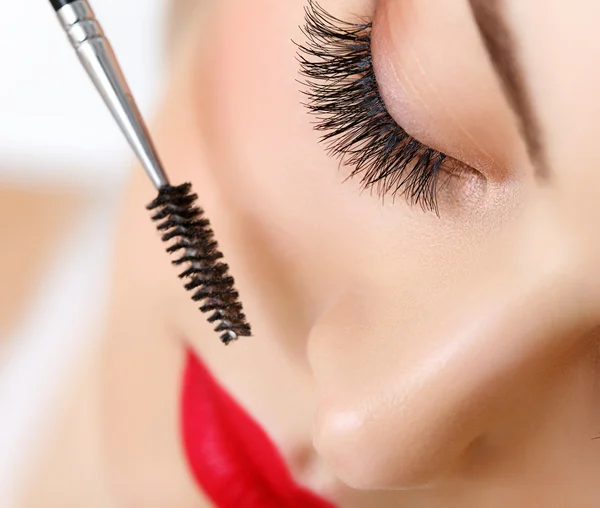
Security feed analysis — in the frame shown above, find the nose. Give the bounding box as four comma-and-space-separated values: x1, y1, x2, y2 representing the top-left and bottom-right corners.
308, 210, 600, 490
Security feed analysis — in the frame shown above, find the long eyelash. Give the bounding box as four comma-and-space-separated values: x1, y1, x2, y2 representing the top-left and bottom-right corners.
296, 0, 448, 213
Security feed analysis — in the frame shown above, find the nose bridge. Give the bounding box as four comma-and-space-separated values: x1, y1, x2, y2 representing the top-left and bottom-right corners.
528, 181, 600, 316
311, 205, 600, 490
488, 189, 600, 321
560, 189, 600, 291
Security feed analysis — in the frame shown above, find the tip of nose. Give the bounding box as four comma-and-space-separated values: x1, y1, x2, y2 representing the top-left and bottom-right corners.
312, 403, 461, 490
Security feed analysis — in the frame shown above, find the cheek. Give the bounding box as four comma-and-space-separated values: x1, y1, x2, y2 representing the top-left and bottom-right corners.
194, 0, 492, 338
205, 0, 343, 314
199, 0, 415, 317
203, 0, 327, 319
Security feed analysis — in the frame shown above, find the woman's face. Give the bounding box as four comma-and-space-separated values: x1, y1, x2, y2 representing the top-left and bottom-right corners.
110, 0, 600, 506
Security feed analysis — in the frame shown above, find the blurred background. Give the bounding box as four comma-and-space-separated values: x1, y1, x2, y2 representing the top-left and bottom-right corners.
0, 0, 170, 504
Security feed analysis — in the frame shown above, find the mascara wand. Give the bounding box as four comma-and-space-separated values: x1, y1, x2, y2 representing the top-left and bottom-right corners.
48, 0, 251, 344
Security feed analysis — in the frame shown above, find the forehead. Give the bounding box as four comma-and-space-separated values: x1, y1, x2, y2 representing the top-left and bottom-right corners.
488, 1, 600, 179
379, 0, 600, 229
470, 1, 600, 246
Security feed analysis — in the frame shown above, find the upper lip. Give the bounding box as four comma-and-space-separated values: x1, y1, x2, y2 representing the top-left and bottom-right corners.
181, 347, 337, 508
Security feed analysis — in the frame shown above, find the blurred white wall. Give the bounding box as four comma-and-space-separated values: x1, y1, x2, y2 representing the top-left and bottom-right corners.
0, 0, 168, 186
0, 1, 170, 504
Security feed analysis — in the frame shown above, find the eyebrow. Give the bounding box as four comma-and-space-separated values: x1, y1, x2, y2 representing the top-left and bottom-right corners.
468, 0, 549, 179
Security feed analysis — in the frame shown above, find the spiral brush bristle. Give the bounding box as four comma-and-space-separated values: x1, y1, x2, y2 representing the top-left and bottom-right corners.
147, 183, 251, 345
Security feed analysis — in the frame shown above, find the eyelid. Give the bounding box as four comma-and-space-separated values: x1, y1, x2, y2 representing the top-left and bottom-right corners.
297, 0, 455, 214
373, 0, 527, 180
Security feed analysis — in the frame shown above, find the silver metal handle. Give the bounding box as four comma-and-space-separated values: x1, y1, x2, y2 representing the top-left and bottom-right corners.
56, 0, 169, 189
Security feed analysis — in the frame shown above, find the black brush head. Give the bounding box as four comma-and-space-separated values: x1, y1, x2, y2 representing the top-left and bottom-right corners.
147, 183, 251, 345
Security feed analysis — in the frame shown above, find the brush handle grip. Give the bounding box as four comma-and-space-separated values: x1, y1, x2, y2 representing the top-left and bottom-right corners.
50, 0, 169, 189
49, 0, 78, 11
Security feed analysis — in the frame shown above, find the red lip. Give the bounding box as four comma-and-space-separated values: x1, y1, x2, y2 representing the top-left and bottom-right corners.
181, 349, 336, 508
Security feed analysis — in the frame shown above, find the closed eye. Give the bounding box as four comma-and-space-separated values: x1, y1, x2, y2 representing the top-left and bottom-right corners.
296, 0, 462, 214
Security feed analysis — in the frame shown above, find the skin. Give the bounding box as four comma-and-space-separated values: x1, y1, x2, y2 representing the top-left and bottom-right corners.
17, 0, 600, 506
